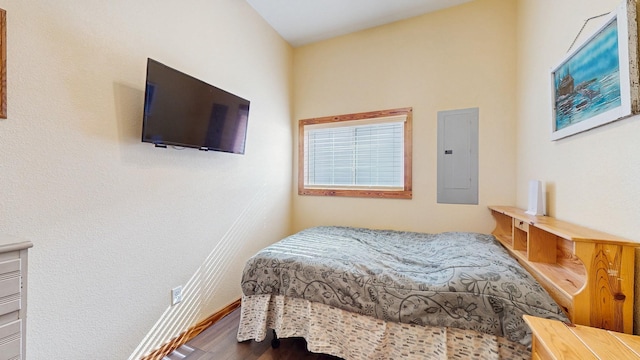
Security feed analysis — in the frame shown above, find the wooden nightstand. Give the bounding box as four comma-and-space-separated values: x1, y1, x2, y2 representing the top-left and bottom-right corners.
523, 315, 640, 359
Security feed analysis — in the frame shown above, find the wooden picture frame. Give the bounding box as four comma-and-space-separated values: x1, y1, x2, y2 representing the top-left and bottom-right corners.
0, 9, 5, 119
550, 0, 639, 140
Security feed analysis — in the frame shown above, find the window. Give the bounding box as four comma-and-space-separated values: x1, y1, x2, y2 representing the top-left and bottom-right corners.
298, 108, 412, 199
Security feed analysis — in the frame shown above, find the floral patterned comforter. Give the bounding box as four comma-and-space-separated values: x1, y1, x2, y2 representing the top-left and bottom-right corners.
240, 226, 568, 346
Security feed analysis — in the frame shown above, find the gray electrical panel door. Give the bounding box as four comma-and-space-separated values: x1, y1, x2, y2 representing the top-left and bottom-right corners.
437, 108, 479, 204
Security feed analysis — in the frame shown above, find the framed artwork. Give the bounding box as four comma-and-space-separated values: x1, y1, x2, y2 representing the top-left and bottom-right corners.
550, 0, 638, 140
0, 9, 5, 119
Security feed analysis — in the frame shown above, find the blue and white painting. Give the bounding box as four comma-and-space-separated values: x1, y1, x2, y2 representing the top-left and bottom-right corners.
554, 19, 621, 131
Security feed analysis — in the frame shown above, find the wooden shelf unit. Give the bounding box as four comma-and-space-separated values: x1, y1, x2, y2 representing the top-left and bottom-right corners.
489, 205, 637, 334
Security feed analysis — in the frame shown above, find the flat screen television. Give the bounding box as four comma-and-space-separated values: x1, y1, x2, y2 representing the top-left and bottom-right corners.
142, 58, 250, 154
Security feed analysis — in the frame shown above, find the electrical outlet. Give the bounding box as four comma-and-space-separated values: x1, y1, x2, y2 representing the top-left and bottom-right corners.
171, 285, 183, 305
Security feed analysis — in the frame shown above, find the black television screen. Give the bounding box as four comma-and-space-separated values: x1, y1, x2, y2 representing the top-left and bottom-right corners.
142, 58, 250, 154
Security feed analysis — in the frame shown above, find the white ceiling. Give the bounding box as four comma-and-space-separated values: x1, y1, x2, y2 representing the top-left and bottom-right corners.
245, 0, 474, 47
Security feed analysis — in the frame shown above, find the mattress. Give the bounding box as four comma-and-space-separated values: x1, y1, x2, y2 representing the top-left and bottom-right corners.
240, 226, 569, 347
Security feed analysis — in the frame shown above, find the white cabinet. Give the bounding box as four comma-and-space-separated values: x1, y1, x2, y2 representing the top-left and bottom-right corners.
0, 235, 32, 360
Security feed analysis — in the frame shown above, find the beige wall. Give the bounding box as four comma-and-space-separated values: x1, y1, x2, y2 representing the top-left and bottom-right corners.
516, 0, 640, 240
292, 0, 518, 234
516, 0, 640, 333
0, 0, 292, 358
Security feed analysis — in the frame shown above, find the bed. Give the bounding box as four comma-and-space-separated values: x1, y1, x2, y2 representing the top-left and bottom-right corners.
236, 226, 569, 359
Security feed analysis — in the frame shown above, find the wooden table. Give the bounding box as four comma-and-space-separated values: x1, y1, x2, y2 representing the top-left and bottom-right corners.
524, 315, 640, 359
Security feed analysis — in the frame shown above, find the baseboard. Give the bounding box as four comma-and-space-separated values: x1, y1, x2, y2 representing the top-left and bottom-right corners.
140, 298, 242, 360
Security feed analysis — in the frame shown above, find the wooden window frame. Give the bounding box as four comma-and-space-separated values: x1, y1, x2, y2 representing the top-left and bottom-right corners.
298, 107, 412, 199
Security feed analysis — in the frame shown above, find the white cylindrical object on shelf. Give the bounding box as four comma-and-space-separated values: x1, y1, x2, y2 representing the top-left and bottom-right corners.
525, 180, 545, 216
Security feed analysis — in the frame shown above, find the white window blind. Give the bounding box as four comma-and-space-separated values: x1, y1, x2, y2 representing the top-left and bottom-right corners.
303, 117, 405, 189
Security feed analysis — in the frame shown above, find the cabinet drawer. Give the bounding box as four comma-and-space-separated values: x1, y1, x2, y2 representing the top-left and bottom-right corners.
0, 277, 20, 299
0, 259, 20, 276
0, 258, 21, 310
0, 262, 21, 316
0, 295, 20, 317
0, 319, 21, 360
514, 219, 529, 232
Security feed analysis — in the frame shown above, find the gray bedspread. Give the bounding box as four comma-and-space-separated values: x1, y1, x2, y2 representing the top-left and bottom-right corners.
240, 226, 569, 346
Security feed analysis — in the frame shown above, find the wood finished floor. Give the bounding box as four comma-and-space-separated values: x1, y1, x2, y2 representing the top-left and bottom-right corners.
178, 307, 343, 360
